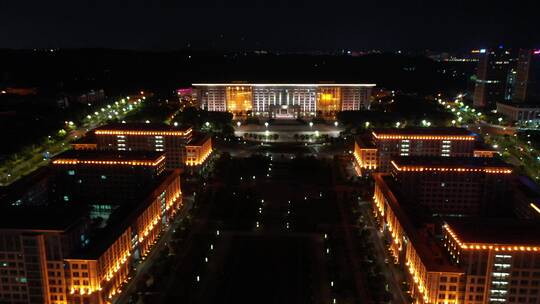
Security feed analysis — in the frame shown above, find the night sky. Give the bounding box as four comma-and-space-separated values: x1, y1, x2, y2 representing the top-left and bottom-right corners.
0, 0, 538, 51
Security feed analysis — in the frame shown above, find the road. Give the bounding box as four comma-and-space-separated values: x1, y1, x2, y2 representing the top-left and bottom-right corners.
359, 200, 409, 304
114, 196, 194, 304
0, 98, 144, 186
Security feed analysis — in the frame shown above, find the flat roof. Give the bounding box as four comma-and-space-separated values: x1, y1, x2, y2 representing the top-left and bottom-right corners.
188, 132, 211, 146
497, 101, 540, 109
72, 170, 181, 259
374, 174, 461, 273
392, 156, 513, 170
192, 83, 376, 87
355, 135, 376, 149
444, 218, 540, 247
474, 141, 497, 152
373, 127, 475, 137
0, 166, 51, 200
0, 205, 86, 232
52, 150, 165, 166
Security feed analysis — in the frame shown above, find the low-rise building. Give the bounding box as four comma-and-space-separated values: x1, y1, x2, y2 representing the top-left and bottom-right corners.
373, 172, 540, 304
353, 128, 495, 174
51, 150, 166, 207
496, 102, 540, 123
185, 133, 212, 167
390, 156, 513, 216
92, 123, 212, 170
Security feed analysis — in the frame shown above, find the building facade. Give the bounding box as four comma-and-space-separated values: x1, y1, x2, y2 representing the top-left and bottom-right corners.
93, 123, 212, 170
496, 102, 540, 123
443, 220, 540, 304
185, 134, 213, 167
473, 48, 514, 108
513, 49, 540, 102
372, 173, 540, 304
0, 170, 182, 304
193, 83, 375, 118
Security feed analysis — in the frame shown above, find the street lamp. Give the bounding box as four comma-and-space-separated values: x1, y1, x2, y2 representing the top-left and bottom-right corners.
236, 121, 242, 127
205, 121, 210, 127
365, 121, 370, 128
264, 122, 269, 128
396, 122, 401, 127
334, 121, 339, 127
309, 122, 313, 127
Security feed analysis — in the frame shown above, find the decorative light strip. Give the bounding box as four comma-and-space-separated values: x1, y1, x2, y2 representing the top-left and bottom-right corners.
405, 254, 431, 303
531, 203, 540, 214
95, 128, 192, 136
52, 155, 166, 167
391, 161, 512, 174
443, 224, 539, 252
372, 131, 475, 141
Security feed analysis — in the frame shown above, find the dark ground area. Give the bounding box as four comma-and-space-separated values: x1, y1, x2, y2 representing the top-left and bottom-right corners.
149, 154, 366, 304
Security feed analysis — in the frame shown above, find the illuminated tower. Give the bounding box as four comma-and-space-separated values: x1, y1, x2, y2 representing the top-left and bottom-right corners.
473, 48, 514, 108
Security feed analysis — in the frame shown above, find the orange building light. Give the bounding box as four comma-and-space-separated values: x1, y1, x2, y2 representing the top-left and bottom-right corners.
391, 160, 512, 174
372, 131, 475, 141
52, 155, 166, 167
95, 128, 192, 136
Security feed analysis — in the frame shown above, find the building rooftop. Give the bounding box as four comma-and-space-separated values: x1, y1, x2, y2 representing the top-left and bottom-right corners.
71, 170, 181, 259
355, 135, 376, 149
0, 205, 86, 232
372, 127, 475, 138
187, 132, 211, 146
497, 101, 540, 109
473, 140, 497, 152
71, 132, 97, 145
52, 150, 166, 166
0, 166, 51, 206
515, 175, 540, 199
94, 122, 192, 134
444, 217, 540, 247
391, 156, 513, 172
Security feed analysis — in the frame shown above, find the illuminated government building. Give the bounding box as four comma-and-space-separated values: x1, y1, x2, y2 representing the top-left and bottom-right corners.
192, 83, 375, 118
0, 150, 182, 304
